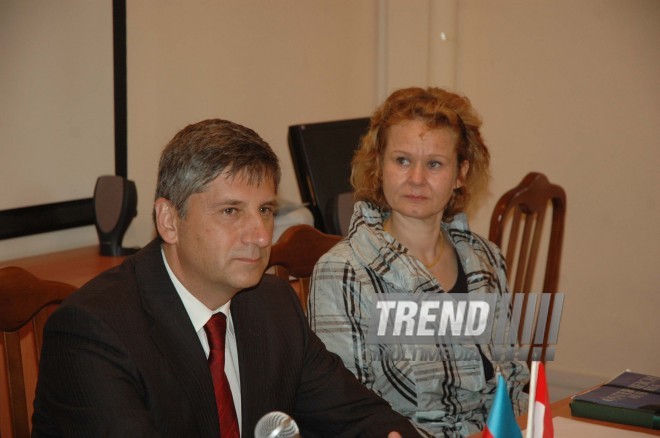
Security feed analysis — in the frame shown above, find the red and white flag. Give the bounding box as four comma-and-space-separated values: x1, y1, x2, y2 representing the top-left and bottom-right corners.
526, 361, 554, 438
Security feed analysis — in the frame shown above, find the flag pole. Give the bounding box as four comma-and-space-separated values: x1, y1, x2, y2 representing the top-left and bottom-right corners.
525, 361, 539, 438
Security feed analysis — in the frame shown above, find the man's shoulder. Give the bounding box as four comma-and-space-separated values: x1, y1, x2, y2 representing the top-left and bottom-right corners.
232, 274, 307, 323
70, 256, 137, 297
65, 238, 163, 309
235, 273, 297, 305
51, 262, 142, 333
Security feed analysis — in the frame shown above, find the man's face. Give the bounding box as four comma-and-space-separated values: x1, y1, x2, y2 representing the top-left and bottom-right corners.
158, 170, 276, 307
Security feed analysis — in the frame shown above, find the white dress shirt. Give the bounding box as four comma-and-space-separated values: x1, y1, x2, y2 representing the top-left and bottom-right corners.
161, 250, 242, 434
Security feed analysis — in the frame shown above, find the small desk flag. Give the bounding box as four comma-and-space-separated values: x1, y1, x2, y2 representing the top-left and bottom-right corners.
529, 362, 554, 438
483, 375, 522, 438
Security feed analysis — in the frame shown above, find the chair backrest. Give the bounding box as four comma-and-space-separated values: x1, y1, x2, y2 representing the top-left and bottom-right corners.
288, 117, 369, 235
326, 191, 356, 237
488, 172, 566, 365
0, 266, 76, 438
267, 225, 342, 312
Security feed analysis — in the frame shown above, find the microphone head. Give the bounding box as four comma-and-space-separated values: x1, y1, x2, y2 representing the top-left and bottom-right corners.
254, 411, 300, 438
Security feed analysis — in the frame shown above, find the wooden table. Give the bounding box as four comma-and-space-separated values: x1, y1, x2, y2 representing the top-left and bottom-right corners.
466, 394, 660, 437
0, 245, 126, 287
515, 395, 660, 436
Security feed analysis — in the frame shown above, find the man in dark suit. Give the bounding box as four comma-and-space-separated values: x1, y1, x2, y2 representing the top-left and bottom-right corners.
32, 119, 421, 437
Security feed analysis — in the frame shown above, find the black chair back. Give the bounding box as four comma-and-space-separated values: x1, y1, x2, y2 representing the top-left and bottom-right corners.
287, 118, 369, 234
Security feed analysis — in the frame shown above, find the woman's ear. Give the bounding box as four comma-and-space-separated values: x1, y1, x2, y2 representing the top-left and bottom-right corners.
455, 160, 470, 189
154, 198, 178, 244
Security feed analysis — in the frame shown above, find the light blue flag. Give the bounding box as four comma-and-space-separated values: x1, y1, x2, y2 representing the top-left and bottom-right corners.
483, 375, 522, 438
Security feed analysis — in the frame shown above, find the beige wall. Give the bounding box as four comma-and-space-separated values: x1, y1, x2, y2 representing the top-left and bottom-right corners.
2, 0, 658, 400
0, 0, 115, 259
455, 0, 660, 398
0, 0, 381, 260
125, 0, 382, 247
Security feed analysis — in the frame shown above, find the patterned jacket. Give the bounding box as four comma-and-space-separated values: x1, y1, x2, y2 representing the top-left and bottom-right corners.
309, 201, 529, 437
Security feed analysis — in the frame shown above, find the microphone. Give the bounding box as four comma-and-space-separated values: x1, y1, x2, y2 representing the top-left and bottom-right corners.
254, 411, 300, 438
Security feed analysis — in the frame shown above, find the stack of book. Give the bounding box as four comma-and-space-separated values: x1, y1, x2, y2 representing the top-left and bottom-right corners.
570, 371, 660, 430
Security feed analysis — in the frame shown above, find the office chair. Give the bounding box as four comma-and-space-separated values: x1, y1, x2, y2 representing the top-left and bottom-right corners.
267, 225, 342, 312
489, 172, 567, 365
0, 266, 77, 438
326, 191, 356, 237
288, 118, 369, 235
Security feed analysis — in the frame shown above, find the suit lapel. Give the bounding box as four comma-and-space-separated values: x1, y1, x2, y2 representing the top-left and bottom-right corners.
231, 289, 270, 432
132, 240, 220, 438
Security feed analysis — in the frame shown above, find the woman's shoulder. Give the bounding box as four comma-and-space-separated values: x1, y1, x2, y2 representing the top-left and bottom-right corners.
447, 213, 498, 247
316, 238, 354, 265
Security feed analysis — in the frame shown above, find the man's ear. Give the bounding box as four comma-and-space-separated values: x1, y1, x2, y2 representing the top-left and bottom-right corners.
455, 160, 470, 189
154, 198, 178, 244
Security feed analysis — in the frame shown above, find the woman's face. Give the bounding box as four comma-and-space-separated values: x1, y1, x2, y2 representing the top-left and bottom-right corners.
381, 119, 468, 222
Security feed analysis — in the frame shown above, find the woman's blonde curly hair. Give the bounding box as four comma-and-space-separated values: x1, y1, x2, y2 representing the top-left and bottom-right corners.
351, 87, 490, 221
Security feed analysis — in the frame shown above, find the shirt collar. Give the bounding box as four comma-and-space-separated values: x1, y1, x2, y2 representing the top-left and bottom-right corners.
161, 247, 235, 338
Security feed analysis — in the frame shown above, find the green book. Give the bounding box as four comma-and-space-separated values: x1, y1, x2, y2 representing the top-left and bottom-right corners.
569, 371, 660, 429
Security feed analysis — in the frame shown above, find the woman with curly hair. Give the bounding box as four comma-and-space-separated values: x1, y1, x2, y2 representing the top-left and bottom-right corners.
309, 87, 528, 437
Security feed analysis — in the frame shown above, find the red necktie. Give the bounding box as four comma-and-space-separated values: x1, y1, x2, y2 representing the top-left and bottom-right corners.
204, 313, 240, 438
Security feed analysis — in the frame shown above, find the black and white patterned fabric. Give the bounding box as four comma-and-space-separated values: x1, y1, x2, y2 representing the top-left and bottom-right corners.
309, 201, 529, 437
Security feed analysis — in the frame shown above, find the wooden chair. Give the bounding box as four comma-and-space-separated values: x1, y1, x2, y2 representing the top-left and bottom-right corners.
489, 172, 566, 365
0, 266, 77, 438
267, 224, 342, 312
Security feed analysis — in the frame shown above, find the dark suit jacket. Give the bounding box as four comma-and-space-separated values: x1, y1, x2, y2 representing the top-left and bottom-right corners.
32, 239, 420, 438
